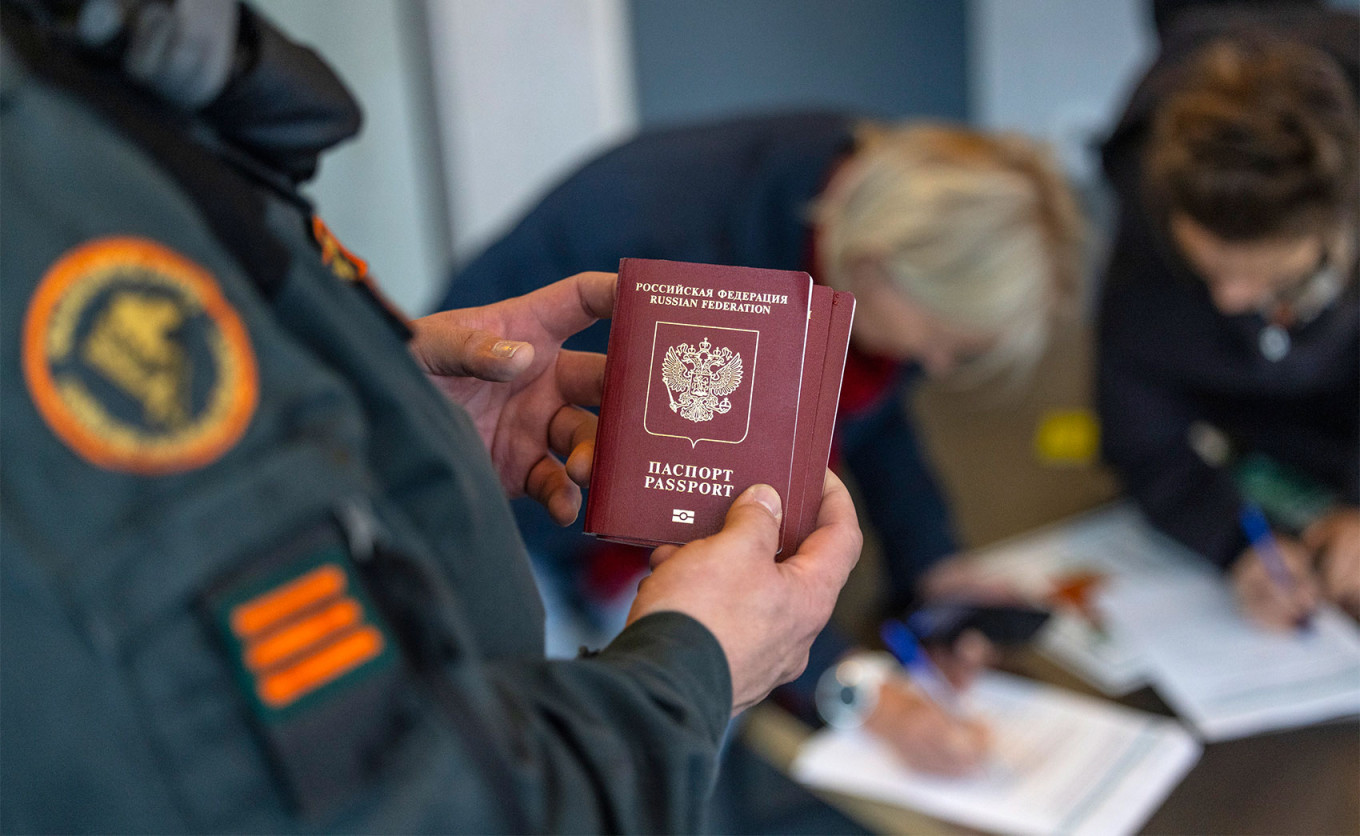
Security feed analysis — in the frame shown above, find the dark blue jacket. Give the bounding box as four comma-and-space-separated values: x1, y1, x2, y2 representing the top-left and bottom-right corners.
1097, 4, 1360, 567
439, 111, 958, 616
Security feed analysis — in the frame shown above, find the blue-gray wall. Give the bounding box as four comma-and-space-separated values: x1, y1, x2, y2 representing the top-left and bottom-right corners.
628, 0, 969, 128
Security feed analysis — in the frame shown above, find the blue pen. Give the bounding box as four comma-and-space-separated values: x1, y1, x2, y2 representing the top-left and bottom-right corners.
880, 618, 963, 714
1239, 503, 1313, 631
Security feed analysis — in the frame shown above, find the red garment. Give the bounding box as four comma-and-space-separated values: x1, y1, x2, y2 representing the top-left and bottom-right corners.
838, 345, 901, 417
581, 541, 650, 604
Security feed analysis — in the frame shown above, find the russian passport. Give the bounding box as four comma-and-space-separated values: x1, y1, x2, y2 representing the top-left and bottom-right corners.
585, 258, 855, 554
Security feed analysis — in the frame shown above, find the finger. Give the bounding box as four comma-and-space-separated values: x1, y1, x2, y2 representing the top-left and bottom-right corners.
779, 470, 862, 595
1300, 520, 1330, 553
565, 440, 595, 487
1234, 561, 1286, 629
949, 719, 992, 773
953, 629, 997, 669
1335, 566, 1360, 618
537, 272, 618, 340
526, 455, 582, 526
557, 350, 608, 407
709, 483, 783, 558
1235, 548, 1318, 630
548, 405, 598, 485
1279, 541, 1316, 584
812, 469, 858, 533
887, 701, 987, 776
1321, 543, 1360, 608
917, 728, 986, 776
409, 317, 535, 382
1283, 545, 1322, 616
650, 544, 680, 570
785, 472, 857, 560
929, 651, 970, 691
1251, 574, 1311, 631
941, 629, 995, 689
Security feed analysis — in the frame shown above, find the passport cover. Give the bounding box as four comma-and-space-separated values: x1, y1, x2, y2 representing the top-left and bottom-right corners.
785, 286, 856, 551
586, 258, 852, 554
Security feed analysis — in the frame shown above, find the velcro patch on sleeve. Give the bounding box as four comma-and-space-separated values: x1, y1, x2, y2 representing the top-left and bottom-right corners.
203, 526, 418, 817
209, 544, 396, 722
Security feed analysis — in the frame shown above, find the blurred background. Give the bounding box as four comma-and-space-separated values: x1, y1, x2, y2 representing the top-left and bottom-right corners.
255, 0, 1162, 316
253, 0, 1355, 558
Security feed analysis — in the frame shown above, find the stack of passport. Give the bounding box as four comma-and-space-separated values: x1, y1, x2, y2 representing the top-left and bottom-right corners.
586, 258, 855, 555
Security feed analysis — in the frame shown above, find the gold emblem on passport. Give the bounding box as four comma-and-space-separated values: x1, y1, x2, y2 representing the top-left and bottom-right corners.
645, 322, 757, 447
661, 337, 744, 422
22, 238, 258, 474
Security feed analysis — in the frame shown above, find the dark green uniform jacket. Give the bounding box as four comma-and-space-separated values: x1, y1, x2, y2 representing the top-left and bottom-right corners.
0, 12, 729, 833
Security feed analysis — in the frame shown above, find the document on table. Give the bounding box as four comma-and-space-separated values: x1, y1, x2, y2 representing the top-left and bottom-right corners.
792, 672, 1200, 836
958, 504, 1187, 695
1101, 567, 1360, 742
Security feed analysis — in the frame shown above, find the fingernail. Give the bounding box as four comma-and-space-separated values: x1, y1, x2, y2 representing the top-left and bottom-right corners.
741, 483, 782, 521
491, 340, 524, 358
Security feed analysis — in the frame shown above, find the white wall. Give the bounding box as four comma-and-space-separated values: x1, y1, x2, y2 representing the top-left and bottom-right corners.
251, 0, 1161, 311
253, 0, 637, 312
424, 0, 638, 269
970, 0, 1155, 183
252, 0, 450, 315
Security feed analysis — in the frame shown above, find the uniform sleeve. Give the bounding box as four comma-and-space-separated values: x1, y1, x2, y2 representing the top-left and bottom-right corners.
373, 587, 732, 833
471, 613, 732, 833
1096, 218, 1249, 569
0, 47, 733, 834
839, 383, 958, 613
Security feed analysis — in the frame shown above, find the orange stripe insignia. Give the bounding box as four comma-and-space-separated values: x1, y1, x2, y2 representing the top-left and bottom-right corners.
212, 556, 397, 715
257, 626, 386, 708
230, 563, 348, 639
243, 599, 363, 672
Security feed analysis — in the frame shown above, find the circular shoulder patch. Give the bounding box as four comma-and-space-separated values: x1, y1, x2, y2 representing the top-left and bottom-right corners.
22, 237, 258, 474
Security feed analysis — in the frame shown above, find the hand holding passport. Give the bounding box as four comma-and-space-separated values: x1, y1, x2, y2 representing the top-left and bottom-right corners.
413, 270, 616, 524
632, 469, 863, 713
587, 258, 861, 711
416, 262, 863, 714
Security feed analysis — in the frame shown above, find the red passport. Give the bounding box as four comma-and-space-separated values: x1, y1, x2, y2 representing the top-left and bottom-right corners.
585, 258, 854, 555
785, 285, 856, 550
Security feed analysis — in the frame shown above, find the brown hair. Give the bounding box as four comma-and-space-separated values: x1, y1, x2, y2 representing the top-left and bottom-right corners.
1145, 36, 1358, 241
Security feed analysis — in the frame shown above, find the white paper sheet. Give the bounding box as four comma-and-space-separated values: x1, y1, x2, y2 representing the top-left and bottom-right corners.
792, 672, 1200, 836
1101, 568, 1360, 741
959, 504, 1185, 695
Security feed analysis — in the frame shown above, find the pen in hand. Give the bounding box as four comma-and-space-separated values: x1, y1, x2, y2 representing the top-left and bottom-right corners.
880, 618, 964, 714
1239, 503, 1314, 631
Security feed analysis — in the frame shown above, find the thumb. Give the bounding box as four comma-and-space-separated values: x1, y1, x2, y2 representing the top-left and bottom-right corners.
411, 318, 535, 382
716, 483, 783, 556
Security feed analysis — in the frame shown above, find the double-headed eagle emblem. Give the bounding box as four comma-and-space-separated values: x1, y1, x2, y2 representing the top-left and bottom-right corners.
661, 337, 744, 423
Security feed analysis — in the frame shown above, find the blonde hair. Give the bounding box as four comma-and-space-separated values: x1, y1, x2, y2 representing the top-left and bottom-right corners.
813, 122, 1085, 381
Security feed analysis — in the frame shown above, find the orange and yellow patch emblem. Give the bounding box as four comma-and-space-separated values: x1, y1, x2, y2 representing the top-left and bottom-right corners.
311, 215, 369, 284
22, 237, 258, 474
